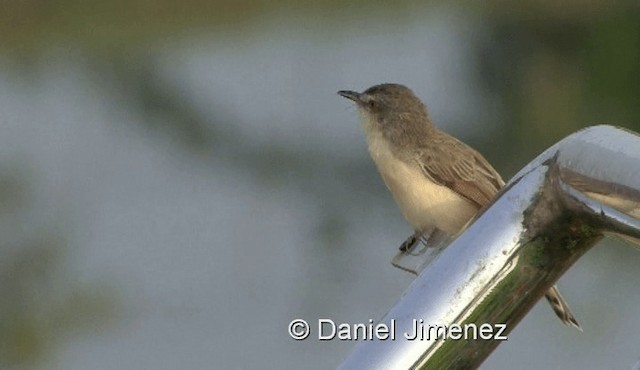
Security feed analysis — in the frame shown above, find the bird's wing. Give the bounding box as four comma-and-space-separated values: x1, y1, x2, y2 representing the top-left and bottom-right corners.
416, 133, 505, 209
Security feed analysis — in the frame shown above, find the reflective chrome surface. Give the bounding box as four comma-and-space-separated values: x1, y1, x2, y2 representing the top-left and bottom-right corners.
339, 125, 640, 369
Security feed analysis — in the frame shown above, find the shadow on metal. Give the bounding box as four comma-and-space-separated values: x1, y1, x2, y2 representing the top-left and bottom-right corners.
339, 125, 640, 370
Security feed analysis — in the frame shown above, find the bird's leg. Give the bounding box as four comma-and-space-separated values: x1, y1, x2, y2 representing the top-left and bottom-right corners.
399, 231, 421, 252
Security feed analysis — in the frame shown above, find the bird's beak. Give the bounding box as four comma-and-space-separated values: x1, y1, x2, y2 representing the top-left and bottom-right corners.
338, 90, 361, 103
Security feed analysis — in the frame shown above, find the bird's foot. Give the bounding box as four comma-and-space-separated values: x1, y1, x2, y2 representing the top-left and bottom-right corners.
399, 232, 420, 252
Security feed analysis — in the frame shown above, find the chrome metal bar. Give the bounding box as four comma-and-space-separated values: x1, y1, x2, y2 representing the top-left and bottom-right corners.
339, 125, 640, 370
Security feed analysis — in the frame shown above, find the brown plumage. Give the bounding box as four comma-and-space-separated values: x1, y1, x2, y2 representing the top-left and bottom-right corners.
416, 132, 504, 208
339, 83, 581, 331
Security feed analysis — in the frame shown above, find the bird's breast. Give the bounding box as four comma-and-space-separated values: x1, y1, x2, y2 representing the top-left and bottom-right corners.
364, 129, 477, 235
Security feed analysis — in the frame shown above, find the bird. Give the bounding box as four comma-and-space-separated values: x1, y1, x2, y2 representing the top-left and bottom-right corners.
338, 83, 581, 331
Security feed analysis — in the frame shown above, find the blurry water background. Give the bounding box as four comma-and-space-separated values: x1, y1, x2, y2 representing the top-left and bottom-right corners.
1, 1, 640, 369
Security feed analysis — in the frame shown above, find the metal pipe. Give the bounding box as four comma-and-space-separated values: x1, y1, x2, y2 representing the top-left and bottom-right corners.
339, 125, 640, 369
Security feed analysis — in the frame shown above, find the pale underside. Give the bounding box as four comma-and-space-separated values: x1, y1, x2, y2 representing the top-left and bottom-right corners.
355, 106, 581, 330
359, 113, 477, 235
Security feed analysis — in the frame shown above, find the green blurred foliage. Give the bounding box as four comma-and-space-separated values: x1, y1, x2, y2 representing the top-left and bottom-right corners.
475, 3, 640, 173
0, 0, 432, 56
0, 171, 118, 369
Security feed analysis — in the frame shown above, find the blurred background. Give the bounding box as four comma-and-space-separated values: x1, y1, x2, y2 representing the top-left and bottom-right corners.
1, 1, 640, 369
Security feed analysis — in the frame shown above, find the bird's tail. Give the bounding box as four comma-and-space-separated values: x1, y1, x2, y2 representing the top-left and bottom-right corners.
545, 285, 582, 332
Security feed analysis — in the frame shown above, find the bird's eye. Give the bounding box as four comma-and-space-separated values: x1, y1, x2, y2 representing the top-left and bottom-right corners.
367, 100, 375, 109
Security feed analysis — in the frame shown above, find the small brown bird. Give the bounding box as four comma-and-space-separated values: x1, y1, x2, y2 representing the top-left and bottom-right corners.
338, 83, 581, 330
